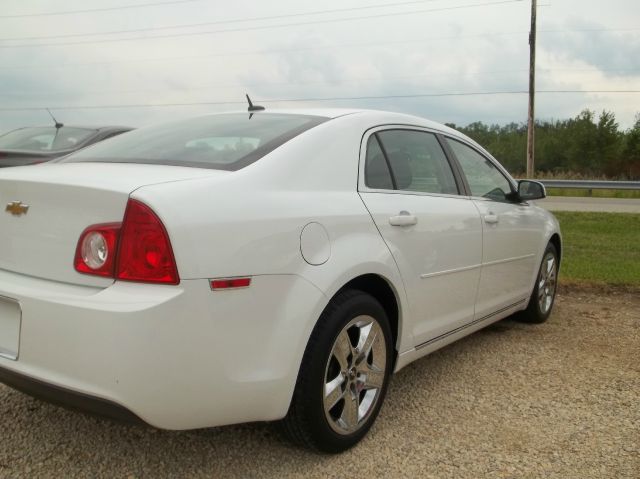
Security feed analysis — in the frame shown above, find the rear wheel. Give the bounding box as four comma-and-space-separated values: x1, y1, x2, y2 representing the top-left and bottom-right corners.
519, 243, 559, 323
281, 290, 393, 453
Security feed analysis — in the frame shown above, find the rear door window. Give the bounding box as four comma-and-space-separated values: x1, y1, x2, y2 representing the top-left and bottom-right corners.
375, 130, 459, 195
364, 135, 394, 190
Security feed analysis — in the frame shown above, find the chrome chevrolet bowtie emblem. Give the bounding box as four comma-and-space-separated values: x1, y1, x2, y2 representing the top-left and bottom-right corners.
5, 201, 30, 216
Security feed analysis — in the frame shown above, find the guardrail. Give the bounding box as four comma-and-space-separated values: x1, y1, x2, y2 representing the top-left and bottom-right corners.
536, 180, 640, 191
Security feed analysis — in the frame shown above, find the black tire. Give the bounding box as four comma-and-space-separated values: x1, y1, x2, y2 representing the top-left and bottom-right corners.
281, 289, 393, 453
518, 242, 559, 323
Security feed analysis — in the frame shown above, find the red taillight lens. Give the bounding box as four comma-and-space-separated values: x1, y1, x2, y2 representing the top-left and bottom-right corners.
74, 223, 121, 277
116, 199, 180, 285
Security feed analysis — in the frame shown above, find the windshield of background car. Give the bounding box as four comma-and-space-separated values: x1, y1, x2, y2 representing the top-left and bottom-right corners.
0, 127, 96, 152
62, 113, 329, 170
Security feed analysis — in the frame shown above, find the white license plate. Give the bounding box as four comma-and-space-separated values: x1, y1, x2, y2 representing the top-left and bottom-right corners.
0, 296, 21, 360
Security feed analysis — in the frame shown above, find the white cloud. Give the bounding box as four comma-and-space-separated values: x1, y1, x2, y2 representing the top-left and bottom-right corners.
0, 0, 638, 133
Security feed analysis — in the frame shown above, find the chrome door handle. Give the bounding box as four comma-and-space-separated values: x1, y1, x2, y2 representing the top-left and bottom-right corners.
389, 211, 418, 227
484, 214, 499, 224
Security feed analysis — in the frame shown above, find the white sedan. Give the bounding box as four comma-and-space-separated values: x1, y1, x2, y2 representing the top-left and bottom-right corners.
0, 109, 560, 452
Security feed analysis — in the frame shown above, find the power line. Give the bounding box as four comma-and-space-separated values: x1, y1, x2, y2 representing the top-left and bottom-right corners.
5, 68, 636, 98
0, 27, 635, 72
0, 32, 527, 70
540, 27, 640, 33
0, 0, 441, 41
1, 22, 635, 47
7, 18, 630, 47
0, 0, 526, 49
0, 0, 202, 19
1, 90, 638, 112
3, 70, 531, 97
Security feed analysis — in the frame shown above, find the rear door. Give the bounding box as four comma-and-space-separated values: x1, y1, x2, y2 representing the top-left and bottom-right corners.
444, 138, 545, 318
358, 127, 483, 347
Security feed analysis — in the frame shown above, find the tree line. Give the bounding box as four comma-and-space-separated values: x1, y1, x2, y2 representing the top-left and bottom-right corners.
446, 110, 640, 180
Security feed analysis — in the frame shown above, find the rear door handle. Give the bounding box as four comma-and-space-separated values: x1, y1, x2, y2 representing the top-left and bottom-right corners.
484, 214, 499, 224
389, 211, 418, 227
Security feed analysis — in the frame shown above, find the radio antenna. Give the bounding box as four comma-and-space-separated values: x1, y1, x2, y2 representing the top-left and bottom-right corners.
246, 94, 265, 113
46, 108, 64, 129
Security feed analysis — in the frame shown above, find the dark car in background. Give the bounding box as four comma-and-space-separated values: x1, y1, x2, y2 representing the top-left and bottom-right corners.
0, 126, 132, 167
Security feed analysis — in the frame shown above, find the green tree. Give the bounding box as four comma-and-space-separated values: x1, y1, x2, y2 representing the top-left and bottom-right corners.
596, 111, 622, 176
448, 110, 638, 179
618, 114, 640, 179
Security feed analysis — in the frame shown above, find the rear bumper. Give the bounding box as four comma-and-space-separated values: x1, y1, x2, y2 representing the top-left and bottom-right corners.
0, 365, 145, 425
0, 269, 326, 429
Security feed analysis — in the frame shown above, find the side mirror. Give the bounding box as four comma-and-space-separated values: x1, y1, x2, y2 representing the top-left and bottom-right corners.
518, 180, 546, 201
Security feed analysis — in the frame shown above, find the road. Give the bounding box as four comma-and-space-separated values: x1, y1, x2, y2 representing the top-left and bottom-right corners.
533, 196, 640, 213
1, 288, 638, 478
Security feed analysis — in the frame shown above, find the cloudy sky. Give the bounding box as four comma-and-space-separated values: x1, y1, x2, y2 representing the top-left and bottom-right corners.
0, 0, 638, 133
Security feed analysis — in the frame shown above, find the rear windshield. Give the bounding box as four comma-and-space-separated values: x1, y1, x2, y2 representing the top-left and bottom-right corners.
0, 127, 96, 152
62, 113, 328, 170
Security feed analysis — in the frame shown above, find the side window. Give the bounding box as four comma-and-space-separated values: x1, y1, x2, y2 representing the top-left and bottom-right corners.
364, 135, 394, 190
376, 130, 458, 195
447, 139, 513, 201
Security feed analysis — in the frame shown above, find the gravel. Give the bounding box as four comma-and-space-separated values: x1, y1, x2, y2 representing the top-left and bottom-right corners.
1, 287, 638, 479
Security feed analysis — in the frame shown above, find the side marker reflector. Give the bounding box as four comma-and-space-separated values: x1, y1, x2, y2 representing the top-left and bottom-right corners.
210, 277, 252, 290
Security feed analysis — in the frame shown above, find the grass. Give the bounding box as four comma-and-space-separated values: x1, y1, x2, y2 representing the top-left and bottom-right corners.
553, 211, 640, 287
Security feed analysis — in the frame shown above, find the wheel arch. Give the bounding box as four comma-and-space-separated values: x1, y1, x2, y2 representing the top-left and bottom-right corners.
549, 232, 562, 267
334, 273, 402, 359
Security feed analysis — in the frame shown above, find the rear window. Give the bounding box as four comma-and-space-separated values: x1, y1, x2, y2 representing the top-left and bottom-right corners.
62, 113, 328, 170
0, 127, 96, 152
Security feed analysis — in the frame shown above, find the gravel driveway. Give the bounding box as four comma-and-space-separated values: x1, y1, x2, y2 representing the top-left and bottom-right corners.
1, 287, 638, 479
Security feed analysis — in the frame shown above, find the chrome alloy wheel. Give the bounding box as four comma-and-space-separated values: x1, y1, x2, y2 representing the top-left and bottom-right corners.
537, 252, 557, 315
323, 315, 387, 435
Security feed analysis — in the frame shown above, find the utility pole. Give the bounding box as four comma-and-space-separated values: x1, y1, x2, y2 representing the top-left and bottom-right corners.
526, 0, 537, 178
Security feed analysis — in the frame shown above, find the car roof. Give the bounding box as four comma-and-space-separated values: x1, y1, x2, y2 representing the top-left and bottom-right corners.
206, 108, 462, 135
244, 108, 494, 163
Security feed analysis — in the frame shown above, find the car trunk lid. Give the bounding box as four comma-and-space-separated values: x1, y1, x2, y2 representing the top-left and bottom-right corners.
0, 163, 224, 287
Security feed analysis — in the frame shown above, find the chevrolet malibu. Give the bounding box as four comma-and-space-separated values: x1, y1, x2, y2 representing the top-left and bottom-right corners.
0, 109, 560, 452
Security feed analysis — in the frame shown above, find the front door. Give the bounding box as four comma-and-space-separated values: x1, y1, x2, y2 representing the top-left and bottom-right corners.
445, 138, 545, 319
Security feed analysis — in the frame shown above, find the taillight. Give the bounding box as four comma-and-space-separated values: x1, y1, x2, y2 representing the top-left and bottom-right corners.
74, 224, 120, 277
116, 199, 180, 284
74, 199, 179, 285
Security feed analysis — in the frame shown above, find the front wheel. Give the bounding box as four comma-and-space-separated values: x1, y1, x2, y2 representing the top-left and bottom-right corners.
281, 290, 393, 453
519, 242, 559, 323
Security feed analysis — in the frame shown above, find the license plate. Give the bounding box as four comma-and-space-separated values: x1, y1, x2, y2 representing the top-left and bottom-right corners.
0, 296, 21, 360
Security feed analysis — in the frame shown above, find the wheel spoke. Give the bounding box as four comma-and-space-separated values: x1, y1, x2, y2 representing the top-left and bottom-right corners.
361, 366, 384, 390
546, 257, 555, 275
340, 393, 359, 431
333, 331, 353, 370
538, 286, 546, 301
324, 374, 346, 411
356, 322, 377, 357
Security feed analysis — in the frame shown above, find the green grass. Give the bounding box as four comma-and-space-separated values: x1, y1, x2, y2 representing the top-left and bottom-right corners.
546, 188, 640, 199
553, 211, 640, 287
